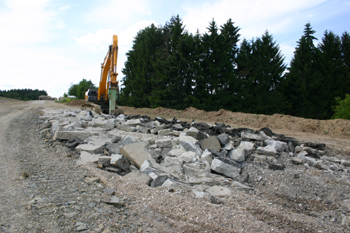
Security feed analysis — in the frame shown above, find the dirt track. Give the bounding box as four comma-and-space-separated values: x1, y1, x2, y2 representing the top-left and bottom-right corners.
1, 98, 350, 232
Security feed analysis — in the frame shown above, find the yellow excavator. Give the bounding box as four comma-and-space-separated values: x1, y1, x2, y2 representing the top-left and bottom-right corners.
83, 35, 124, 115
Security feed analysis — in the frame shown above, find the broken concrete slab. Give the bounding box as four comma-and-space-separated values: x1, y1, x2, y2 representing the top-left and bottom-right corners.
211, 158, 240, 179
136, 125, 149, 134
217, 133, 230, 146
155, 138, 175, 148
178, 151, 197, 164
167, 145, 187, 157
179, 140, 202, 156
158, 129, 172, 136
150, 175, 168, 187
75, 143, 104, 154
98, 156, 111, 167
241, 131, 266, 141
55, 131, 90, 141
179, 135, 197, 143
116, 124, 136, 132
206, 185, 233, 197
200, 149, 213, 164
200, 136, 221, 152
228, 147, 246, 162
120, 142, 154, 168
160, 156, 184, 179
110, 154, 130, 171
123, 170, 152, 185
76, 151, 99, 165
239, 141, 255, 151
125, 119, 142, 127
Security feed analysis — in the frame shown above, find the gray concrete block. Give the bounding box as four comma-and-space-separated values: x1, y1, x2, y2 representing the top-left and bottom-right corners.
120, 142, 154, 169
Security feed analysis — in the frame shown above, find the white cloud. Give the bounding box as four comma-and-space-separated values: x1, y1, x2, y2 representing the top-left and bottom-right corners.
0, 0, 57, 44
84, 0, 151, 29
74, 29, 117, 52
182, 0, 326, 38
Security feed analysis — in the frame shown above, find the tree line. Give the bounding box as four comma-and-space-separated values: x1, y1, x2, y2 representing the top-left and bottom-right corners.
0, 89, 47, 101
119, 15, 350, 120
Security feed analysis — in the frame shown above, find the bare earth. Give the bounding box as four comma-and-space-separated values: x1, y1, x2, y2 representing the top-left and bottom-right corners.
1, 97, 350, 232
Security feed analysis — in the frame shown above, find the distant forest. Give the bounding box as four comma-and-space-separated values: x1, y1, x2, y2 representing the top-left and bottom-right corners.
120, 15, 350, 120
0, 89, 47, 101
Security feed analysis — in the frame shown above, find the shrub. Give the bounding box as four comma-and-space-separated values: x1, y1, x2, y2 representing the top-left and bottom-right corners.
332, 94, 350, 120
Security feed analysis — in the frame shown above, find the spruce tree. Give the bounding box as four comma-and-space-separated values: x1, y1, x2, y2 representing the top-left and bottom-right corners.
219, 19, 241, 111
341, 32, 350, 94
318, 30, 343, 118
237, 31, 286, 114
283, 22, 321, 118
151, 15, 192, 109
120, 24, 163, 107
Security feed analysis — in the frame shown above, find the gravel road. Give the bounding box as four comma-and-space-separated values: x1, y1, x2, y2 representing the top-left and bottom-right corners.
0, 99, 349, 232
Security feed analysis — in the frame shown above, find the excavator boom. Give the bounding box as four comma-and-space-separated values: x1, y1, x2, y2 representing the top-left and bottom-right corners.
85, 35, 124, 115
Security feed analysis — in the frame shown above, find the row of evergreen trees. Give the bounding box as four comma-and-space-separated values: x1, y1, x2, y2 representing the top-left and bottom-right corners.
120, 15, 350, 119
0, 89, 47, 101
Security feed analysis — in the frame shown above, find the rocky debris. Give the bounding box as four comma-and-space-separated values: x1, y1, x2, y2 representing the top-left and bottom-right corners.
38, 108, 350, 231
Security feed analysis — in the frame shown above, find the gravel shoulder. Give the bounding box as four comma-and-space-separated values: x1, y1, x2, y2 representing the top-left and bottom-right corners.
0, 99, 350, 232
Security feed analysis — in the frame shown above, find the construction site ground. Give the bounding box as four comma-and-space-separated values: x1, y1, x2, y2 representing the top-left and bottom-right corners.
1, 97, 350, 232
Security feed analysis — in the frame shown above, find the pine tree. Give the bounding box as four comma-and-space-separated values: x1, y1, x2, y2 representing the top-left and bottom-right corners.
199, 19, 240, 111
237, 31, 286, 114
219, 19, 241, 111
151, 15, 192, 109
120, 24, 163, 107
341, 32, 350, 94
283, 22, 321, 118
318, 30, 343, 118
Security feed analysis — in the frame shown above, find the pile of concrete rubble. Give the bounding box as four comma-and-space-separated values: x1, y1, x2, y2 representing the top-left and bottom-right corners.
39, 109, 350, 199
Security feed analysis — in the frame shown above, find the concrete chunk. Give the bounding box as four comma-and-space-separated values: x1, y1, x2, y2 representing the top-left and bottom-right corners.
228, 147, 246, 162
211, 158, 240, 179
200, 136, 221, 152
179, 140, 202, 156
123, 170, 152, 185
125, 119, 142, 126
241, 131, 265, 141
206, 185, 232, 197
75, 144, 104, 154
55, 131, 90, 140
136, 125, 149, 134
158, 129, 172, 136
155, 138, 175, 148
110, 154, 130, 171
98, 156, 111, 167
217, 133, 229, 145
120, 142, 154, 169
76, 151, 99, 165
116, 124, 136, 132
239, 141, 255, 151
201, 149, 213, 164
167, 145, 186, 157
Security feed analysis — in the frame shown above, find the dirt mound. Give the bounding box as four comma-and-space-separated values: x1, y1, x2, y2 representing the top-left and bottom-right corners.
65, 99, 86, 106
121, 106, 350, 151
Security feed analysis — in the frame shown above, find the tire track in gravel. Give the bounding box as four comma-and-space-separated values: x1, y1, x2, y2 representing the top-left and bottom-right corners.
0, 104, 121, 232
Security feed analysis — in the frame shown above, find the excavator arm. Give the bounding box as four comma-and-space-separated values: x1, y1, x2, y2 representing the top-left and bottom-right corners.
98, 35, 118, 101
85, 35, 123, 115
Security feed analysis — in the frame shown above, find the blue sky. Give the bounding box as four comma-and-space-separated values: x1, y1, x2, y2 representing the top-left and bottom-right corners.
0, 0, 349, 98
